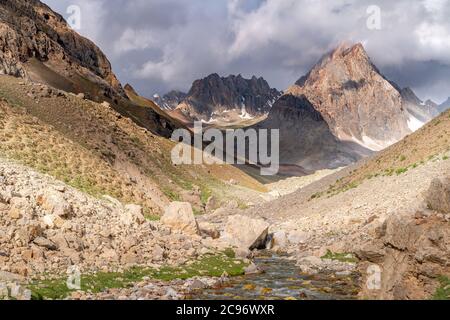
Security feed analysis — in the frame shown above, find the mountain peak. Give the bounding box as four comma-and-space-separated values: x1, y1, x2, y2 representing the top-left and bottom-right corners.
0, 0, 124, 98
176, 73, 281, 121
124, 83, 138, 95
295, 42, 373, 88
332, 42, 366, 57
286, 42, 410, 149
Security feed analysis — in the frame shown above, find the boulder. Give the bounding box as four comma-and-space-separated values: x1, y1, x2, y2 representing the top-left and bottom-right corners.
244, 262, 262, 275
8, 197, 31, 219
41, 214, 65, 229
0, 271, 24, 282
184, 278, 208, 291
355, 243, 386, 263
271, 231, 288, 249
205, 196, 220, 212
160, 202, 199, 235
121, 204, 145, 225
33, 237, 58, 250
287, 231, 308, 245
198, 222, 220, 239
221, 215, 270, 250
425, 177, 450, 213
37, 189, 73, 218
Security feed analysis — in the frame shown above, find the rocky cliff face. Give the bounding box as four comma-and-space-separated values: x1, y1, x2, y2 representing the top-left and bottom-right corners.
177, 74, 281, 121
357, 177, 450, 300
257, 94, 372, 172
286, 43, 411, 151
0, 0, 124, 98
0, 0, 184, 138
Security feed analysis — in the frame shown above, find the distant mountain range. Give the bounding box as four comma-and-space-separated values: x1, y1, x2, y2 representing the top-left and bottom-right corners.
154, 74, 281, 123
152, 91, 187, 111
149, 42, 446, 173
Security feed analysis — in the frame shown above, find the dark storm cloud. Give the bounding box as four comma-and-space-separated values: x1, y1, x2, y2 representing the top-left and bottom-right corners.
43, 0, 450, 102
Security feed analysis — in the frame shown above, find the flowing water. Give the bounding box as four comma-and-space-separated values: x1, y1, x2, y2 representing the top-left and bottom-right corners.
194, 253, 360, 300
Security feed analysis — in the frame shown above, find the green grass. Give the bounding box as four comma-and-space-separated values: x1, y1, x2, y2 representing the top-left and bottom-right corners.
200, 187, 212, 205
395, 167, 408, 175
161, 187, 181, 202
321, 250, 358, 263
28, 252, 247, 300
145, 214, 161, 221
433, 276, 450, 300
238, 202, 249, 210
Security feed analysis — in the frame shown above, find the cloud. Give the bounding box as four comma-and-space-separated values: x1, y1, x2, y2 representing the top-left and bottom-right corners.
42, 0, 450, 102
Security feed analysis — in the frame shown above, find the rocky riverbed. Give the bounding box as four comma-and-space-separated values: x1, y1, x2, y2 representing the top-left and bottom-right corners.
193, 253, 360, 300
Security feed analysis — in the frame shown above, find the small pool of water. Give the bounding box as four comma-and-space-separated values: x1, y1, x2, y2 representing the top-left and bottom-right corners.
194, 253, 360, 300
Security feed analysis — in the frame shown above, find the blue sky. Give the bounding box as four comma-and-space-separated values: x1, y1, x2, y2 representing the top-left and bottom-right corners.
42, 0, 450, 103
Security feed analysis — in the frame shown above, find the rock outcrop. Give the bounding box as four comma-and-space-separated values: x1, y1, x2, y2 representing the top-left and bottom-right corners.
425, 177, 450, 214
355, 176, 450, 300
357, 210, 449, 300
0, 0, 124, 98
177, 74, 281, 121
221, 215, 270, 250
160, 202, 200, 235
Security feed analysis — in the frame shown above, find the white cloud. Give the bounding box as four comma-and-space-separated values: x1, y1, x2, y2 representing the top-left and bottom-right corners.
42, 0, 450, 101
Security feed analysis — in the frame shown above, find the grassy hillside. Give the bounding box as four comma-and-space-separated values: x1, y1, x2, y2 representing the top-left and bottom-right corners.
0, 76, 266, 214
324, 109, 450, 196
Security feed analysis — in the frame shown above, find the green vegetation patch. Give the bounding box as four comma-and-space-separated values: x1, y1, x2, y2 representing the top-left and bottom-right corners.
321, 250, 358, 263
433, 276, 450, 300
161, 187, 181, 201
28, 252, 247, 300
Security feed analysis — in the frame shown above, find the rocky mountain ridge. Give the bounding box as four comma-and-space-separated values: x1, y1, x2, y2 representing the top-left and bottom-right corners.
0, 0, 124, 98
176, 73, 281, 122
152, 90, 187, 111
0, 0, 189, 139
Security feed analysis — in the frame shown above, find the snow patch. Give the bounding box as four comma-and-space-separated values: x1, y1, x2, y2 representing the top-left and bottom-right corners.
347, 134, 397, 152
240, 103, 254, 120
407, 114, 425, 132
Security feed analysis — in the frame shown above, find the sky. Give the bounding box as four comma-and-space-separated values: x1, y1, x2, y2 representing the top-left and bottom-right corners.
42, 0, 450, 103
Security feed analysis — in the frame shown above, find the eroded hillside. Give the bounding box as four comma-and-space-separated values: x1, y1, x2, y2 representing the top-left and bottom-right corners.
0, 76, 266, 215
